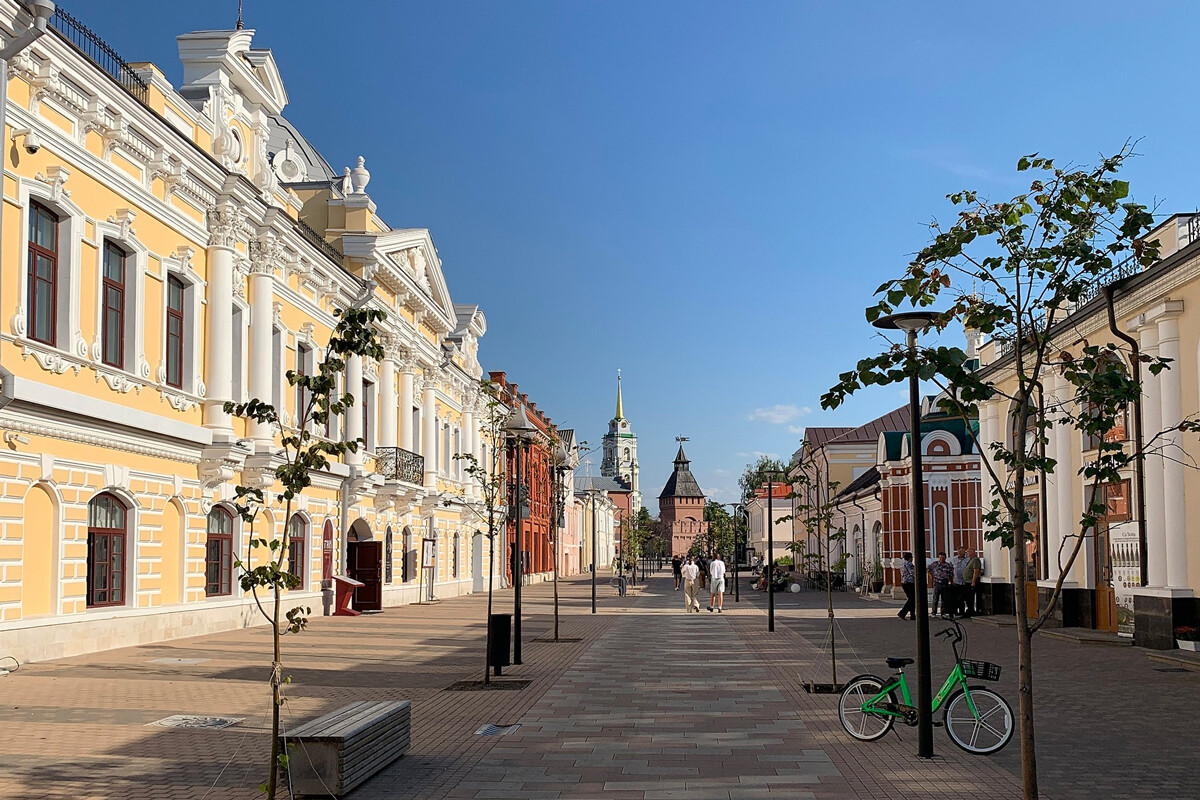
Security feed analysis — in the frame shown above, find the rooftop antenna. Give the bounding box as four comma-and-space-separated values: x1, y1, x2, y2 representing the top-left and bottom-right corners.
236, 0, 244, 29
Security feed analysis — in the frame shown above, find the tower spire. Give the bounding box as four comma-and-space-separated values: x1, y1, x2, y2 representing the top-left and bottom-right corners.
615, 368, 623, 420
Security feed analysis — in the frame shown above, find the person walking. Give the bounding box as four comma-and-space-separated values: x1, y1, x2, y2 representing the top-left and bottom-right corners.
672, 555, 683, 591
965, 548, 984, 615
897, 552, 916, 620
707, 552, 727, 612
681, 556, 701, 612
929, 552, 955, 619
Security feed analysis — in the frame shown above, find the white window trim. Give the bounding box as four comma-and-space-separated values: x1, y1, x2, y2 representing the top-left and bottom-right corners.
92, 218, 150, 388
231, 299, 249, 405
84, 488, 140, 612
14, 176, 87, 369
159, 253, 206, 410
203, 503, 241, 601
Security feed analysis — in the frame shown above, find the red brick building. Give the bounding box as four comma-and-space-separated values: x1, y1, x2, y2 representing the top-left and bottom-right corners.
489, 372, 556, 581
659, 445, 709, 556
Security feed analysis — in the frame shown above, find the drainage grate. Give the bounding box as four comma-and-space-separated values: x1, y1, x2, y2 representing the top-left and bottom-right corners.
532, 638, 584, 643
149, 658, 210, 665
1154, 667, 1190, 673
149, 715, 243, 729
475, 723, 521, 736
445, 680, 532, 692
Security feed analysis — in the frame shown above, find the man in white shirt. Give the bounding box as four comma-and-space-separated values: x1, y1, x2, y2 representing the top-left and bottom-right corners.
708, 553, 727, 613
680, 556, 701, 612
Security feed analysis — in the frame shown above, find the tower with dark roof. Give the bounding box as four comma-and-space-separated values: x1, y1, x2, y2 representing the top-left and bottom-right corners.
601, 370, 641, 511
658, 444, 709, 555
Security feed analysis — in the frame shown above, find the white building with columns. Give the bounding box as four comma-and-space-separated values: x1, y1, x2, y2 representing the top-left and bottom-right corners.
976, 213, 1200, 648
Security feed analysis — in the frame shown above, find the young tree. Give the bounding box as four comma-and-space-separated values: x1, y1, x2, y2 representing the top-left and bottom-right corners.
821, 146, 1191, 798
452, 380, 510, 684
786, 469, 846, 688
694, 501, 737, 559
225, 306, 385, 799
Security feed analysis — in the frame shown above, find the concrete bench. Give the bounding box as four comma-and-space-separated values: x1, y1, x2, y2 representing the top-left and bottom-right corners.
281, 700, 411, 797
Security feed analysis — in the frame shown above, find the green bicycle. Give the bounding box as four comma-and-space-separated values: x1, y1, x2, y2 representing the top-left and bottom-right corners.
837, 620, 1014, 754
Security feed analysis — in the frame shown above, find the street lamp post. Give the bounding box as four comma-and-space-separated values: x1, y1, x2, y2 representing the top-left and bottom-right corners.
590, 488, 598, 613
764, 470, 782, 632
873, 309, 940, 759
506, 404, 537, 665
551, 441, 570, 643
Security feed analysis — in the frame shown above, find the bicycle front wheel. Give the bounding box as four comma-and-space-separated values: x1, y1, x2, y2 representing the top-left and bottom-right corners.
943, 688, 1014, 754
838, 675, 895, 742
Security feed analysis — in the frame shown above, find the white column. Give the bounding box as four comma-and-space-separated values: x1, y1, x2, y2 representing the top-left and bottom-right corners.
399, 359, 415, 452
462, 404, 476, 498
1157, 308, 1188, 588
203, 202, 239, 432
422, 374, 438, 488
1053, 372, 1075, 584
379, 355, 397, 449
1140, 322, 1167, 587
248, 263, 275, 446
345, 354, 364, 465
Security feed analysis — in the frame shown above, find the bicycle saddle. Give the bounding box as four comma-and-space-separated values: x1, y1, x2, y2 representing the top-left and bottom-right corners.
886, 657, 915, 669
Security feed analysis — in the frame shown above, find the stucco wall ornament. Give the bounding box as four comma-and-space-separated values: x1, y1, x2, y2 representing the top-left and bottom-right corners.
350, 157, 370, 194
34, 166, 71, 202
206, 201, 244, 249
108, 208, 137, 240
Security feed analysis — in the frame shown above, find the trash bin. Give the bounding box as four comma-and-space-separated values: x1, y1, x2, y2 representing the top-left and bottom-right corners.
488, 613, 512, 675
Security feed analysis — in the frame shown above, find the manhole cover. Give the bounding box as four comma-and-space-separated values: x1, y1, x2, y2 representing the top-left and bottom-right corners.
445, 680, 532, 692
149, 658, 210, 665
149, 715, 243, 729
475, 723, 521, 736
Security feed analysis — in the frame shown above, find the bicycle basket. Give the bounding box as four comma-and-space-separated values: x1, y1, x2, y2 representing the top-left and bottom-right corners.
960, 660, 1002, 681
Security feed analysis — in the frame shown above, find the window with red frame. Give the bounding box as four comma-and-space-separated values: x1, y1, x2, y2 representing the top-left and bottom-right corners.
87, 493, 128, 607
102, 241, 127, 368
288, 516, 307, 589
205, 506, 234, 596
27, 202, 58, 346
166, 275, 185, 388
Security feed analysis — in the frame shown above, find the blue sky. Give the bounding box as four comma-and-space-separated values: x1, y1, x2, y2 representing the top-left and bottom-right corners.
91, 0, 1200, 503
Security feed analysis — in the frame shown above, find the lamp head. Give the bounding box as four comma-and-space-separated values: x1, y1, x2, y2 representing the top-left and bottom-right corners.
872, 310, 941, 332
505, 403, 537, 439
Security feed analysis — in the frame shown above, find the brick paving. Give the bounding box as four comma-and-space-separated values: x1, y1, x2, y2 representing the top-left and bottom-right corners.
1, 570, 1196, 799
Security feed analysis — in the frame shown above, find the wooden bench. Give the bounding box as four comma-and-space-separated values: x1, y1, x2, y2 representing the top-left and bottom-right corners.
280, 700, 411, 797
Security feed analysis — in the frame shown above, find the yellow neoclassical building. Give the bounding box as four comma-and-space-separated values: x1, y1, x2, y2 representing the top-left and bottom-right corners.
0, 2, 499, 663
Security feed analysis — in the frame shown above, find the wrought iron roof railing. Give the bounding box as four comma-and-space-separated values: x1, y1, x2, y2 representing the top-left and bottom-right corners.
49, 6, 149, 104
376, 446, 424, 485
294, 216, 344, 266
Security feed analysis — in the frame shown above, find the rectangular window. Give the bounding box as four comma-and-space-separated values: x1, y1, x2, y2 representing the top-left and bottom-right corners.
205, 536, 232, 596
296, 343, 311, 429
166, 276, 185, 388
326, 374, 340, 439
1101, 480, 1131, 522
412, 407, 421, 452
27, 202, 58, 346
101, 242, 126, 369
272, 328, 283, 413
362, 380, 374, 452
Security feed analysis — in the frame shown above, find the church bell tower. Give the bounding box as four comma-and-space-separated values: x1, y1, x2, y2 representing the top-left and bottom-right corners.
601, 370, 641, 511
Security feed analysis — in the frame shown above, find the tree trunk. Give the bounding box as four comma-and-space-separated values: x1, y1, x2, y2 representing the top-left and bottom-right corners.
484, 529, 495, 686
1011, 467, 1039, 800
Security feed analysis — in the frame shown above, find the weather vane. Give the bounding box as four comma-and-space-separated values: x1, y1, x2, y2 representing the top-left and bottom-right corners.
675, 436, 689, 443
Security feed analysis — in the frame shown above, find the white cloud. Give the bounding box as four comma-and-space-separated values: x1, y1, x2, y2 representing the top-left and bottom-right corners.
747, 404, 812, 425
787, 425, 806, 435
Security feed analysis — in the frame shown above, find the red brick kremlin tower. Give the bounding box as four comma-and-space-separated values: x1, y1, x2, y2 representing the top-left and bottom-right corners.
658, 442, 709, 555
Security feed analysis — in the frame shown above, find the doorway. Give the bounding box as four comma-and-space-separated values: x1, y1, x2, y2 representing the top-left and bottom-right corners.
347, 519, 382, 612
1093, 481, 1130, 633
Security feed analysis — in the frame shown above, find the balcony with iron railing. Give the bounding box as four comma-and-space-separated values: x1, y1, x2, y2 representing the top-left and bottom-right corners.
375, 446, 424, 485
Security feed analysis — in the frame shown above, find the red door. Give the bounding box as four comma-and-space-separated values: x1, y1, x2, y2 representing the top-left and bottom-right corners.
349, 541, 383, 611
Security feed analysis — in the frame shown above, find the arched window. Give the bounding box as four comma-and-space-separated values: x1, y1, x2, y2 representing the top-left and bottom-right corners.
385, 526, 394, 584
87, 493, 128, 607
101, 241, 128, 369
321, 520, 334, 583
288, 515, 307, 590
27, 201, 59, 346
166, 275, 186, 388
402, 527, 413, 582
206, 506, 235, 596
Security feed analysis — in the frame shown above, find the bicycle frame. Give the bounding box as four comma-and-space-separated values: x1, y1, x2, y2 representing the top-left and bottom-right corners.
860, 621, 987, 720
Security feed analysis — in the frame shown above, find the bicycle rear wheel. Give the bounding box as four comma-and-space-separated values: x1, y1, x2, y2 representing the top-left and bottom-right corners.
943, 688, 1014, 754
838, 675, 895, 742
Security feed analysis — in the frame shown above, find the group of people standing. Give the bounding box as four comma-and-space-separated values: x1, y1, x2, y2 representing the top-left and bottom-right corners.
897, 547, 984, 621
672, 554, 727, 613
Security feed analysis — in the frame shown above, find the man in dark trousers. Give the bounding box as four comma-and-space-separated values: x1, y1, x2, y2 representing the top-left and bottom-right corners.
897, 552, 916, 620
672, 555, 683, 590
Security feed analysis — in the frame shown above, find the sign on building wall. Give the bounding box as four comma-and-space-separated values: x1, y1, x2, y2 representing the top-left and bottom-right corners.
1109, 521, 1140, 637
